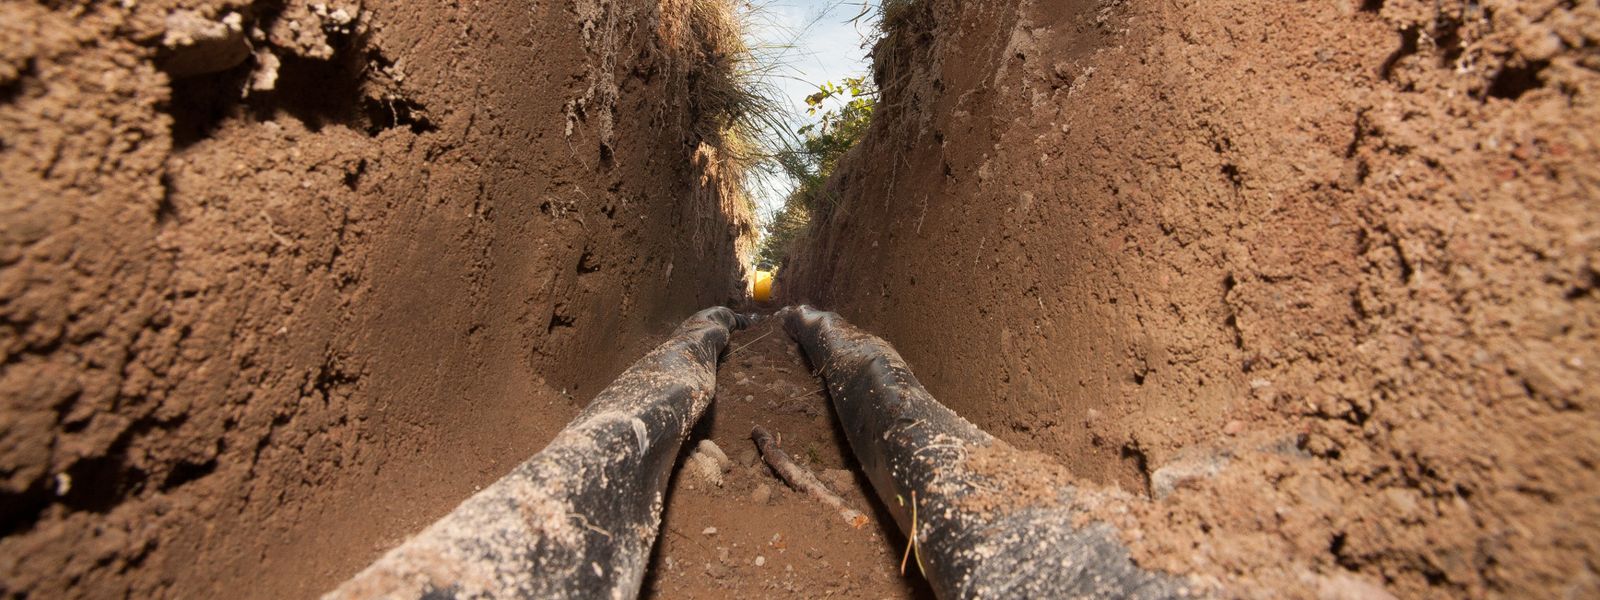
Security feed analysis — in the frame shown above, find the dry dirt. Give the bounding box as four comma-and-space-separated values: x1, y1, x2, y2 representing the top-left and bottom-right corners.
1, 0, 753, 597
640, 317, 929, 599
781, 0, 1598, 597
6, 0, 1599, 597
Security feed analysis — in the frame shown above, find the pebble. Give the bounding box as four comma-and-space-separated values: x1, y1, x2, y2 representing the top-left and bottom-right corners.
754, 556, 766, 567
160, 10, 250, 77
751, 483, 773, 504
702, 526, 718, 536
1223, 420, 1245, 436
689, 453, 723, 487
697, 439, 731, 468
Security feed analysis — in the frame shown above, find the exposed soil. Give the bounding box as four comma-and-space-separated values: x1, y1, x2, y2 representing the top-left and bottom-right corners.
5, 0, 1598, 597
640, 317, 929, 599
1, 0, 753, 597
782, 0, 1599, 597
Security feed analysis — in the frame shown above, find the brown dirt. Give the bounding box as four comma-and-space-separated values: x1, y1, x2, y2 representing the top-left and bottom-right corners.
640, 317, 930, 599
7, 0, 1599, 596
1, 0, 753, 597
782, 0, 1599, 597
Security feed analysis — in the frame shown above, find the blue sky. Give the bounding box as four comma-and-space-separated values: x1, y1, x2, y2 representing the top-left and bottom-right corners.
742, 0, 880, 222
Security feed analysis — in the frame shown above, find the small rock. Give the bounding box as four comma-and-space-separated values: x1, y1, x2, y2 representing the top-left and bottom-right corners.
161, 10, 250, 77
249, 49, 281, 92
737, 448, 758, 467
697, 439, 732, 470
690, 453, 724, 487
751, 483, 773, 505
754, 556, 766, 567
704, 562, 729, 580
1223, 420, 1245, 436
1085, 408, 1102, 422
702, 526, 718, 536
1150, 447, 1230, 499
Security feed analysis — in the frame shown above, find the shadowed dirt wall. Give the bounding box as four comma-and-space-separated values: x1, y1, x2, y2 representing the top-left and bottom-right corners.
0, 0, 752, 596
782, 0, 1598, 596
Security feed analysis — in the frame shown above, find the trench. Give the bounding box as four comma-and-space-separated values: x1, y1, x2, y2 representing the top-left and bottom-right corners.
3, 0, 1596, 597
638, 318, 932, 598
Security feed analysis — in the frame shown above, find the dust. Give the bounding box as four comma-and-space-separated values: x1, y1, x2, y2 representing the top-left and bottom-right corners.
953, 441, 1077, 520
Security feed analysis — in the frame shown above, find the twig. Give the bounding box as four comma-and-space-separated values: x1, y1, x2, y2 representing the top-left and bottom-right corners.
750, 425, 868, 529
786, 386, 825, 400
727, 329, 775, 357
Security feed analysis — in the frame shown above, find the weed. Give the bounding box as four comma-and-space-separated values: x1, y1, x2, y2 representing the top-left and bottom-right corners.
757, 74, 877, 264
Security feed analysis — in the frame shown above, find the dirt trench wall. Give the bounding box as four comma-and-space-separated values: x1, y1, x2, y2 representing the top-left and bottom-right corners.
0, 0, 753, 597
782, 0, 1598, 596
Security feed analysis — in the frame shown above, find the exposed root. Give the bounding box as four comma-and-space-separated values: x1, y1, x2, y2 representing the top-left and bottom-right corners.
750, 425, 869, 528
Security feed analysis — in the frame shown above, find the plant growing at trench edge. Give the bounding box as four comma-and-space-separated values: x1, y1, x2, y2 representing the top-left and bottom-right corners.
757, 76, 877, 265
798, 75, 875, 175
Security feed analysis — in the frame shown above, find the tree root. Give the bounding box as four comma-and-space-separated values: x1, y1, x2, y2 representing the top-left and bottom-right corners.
750, 425, 869, 528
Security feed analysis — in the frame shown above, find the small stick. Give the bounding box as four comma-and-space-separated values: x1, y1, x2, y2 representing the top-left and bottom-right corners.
751, 425, 869, 528
726, 329, 776, 356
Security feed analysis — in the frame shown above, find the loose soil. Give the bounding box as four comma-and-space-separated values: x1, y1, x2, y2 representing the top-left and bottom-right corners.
640, 317, 930, 599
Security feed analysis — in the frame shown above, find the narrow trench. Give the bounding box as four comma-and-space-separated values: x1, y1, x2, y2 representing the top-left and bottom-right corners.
641, 317, 933, 598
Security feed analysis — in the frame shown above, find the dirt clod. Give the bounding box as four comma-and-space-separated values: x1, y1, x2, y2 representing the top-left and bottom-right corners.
751, 483, 773, 505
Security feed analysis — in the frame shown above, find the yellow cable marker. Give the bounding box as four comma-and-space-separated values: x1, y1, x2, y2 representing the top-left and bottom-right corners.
752, 262, 775, 303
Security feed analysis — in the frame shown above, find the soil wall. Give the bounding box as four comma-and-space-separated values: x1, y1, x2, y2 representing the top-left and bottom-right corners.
0, 0, 752, 597
782, 0, 1598, 595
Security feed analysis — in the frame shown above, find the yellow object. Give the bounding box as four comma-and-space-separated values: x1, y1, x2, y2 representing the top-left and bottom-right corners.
752, 269, 774, 303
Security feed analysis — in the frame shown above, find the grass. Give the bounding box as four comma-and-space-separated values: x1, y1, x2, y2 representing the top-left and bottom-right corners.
678, 0, 806, 220
751, 0, 932, 266
664, 0, 915, 267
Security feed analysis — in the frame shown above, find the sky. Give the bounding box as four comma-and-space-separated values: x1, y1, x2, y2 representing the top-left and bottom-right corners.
740, 0, 881, 223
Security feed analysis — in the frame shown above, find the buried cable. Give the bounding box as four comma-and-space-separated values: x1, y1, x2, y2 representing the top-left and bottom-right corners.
781, 305, 1202, 599
325, 307, 751, 600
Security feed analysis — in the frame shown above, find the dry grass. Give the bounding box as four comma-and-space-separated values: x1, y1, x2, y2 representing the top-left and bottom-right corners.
657, 0, 806, 264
